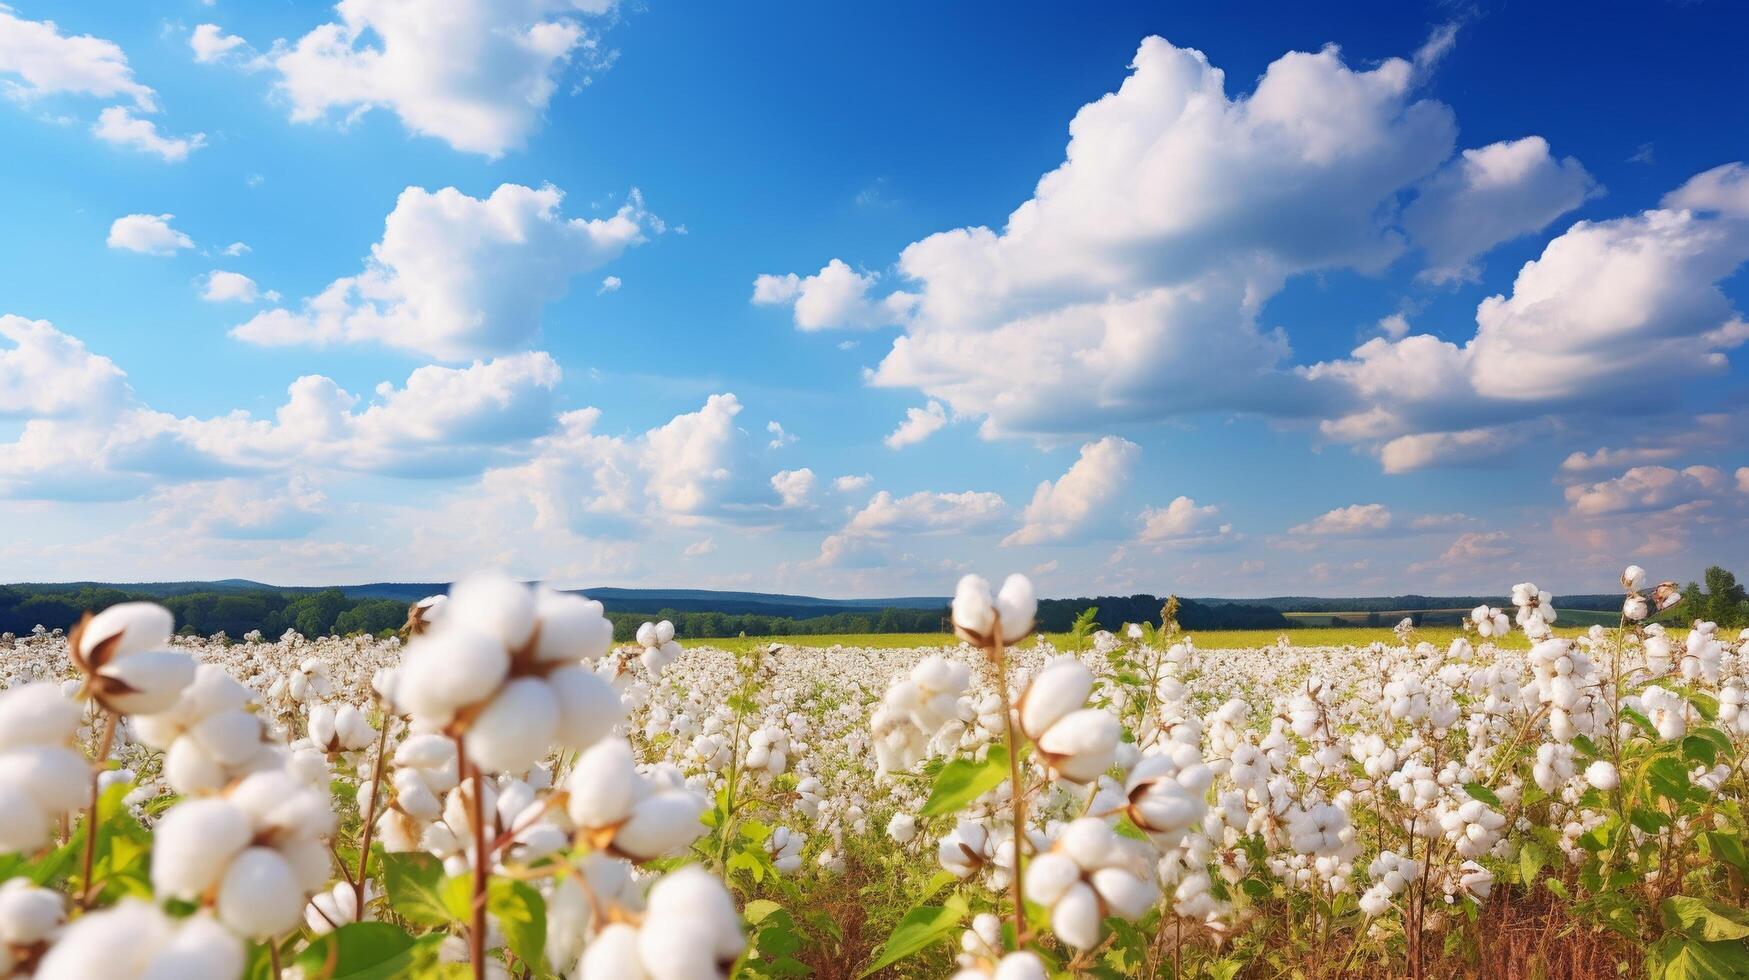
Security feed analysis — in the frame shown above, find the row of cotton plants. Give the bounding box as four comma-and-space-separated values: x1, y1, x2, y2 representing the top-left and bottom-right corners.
0, 564, 1746, 977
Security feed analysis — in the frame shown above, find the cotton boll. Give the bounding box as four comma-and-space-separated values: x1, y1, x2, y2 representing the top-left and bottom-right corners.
1584, 760, 1619, 791
548, 666, 621, 751
614, 791, 707, 861
1020, 658, 1094, 739
1036, 709, 1119, 783
142, 913, 247, 980
1051, 881, 1103, 951
0, 684, 82, 748
995, 574, 1037, 642
99, 651, 197, 714
465, 678, 560, 774
952, 575, 996, 639
78, 603, 174, 661
0, 877, 63, 945
217, 847, 306, 938
533, 590, 614, 664
566, 739, 640, 830
446, 572, 538, 650
394, 629, 510, 725
150, 798, 252, 900
580, 922, 646, 978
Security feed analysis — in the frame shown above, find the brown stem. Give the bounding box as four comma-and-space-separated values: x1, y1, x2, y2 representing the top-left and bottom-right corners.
269, 939, 282, 980
455, 735, 488, 980
79, 710, 118, 907
992, 616, 1027, 946
353, 717, 392, 910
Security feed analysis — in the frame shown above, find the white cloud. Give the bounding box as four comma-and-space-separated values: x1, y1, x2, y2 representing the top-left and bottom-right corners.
0, 315, 129, 419
0, 8, 156, 109
765, 420, 796, 449
770, 468, 815, 508
150, 475, 325, 539
832, 474, 872, 493
1560, 446, 1682, 473
233, 183, 653, 360
598, 275, 621, 294
221, 241, 251, 257
1737, 467, 1748, 494
1665, 162, 1749, 217
854, 36, 1459, 437
1378, 427, 1514, 474
107, 213, 193, 255
1137, 496, 1234, 549
91, 106, 205, 161
1402, 136, 1600, 283
884, 400, 947, 449
683, 536, 716, 558
201, 270, 277, 304
751, 259, 916, 330
1289, 503, 1392, 536
1003, 436, 1138, 545
270, 0, 620, 157
1409, 512, 1472, 529
1564, 465, 1724, 516
189, 24, 247, 64
811, 488, 1007, 567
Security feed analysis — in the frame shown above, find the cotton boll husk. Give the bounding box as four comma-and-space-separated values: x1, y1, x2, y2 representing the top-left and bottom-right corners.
465, 678, 560, 774
534, 590, 614, 664
99, 651, 196, 714
79, 603, 174, 661
150, 798, 252, 899
139, 914, 246, 980
1051, 881, 1104, 951
0, 683, 81, 748
549, 666, 622, 750
216, 847, 305, 938
1020, 658, 1094, 738
394, 629, 510, 725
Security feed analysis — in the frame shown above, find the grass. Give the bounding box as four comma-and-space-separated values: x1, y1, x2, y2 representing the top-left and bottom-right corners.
688, 625, 1589, 653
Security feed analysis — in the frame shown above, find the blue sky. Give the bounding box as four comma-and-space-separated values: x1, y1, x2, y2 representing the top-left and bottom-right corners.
2, 0, 1747, 597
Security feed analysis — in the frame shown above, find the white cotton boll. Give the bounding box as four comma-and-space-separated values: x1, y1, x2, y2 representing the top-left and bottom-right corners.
1585, 760, 1619, 791
142, 914, 247, 980
887, 813, 917, 844
533, 590, 615, 664
465, 678, 560, 774
1024, 852, 1080, 906
190, 709, 265, 766
0, 744, 88, 815
580, 922, 647, 978
1036, 709, 1119, 783
567, 739, 639, 829
0, 878, 63, 944
992, 952, 1049, 980
150, 798, 252, 900
100, 651, 197, 714
79, 603, 174, 661
1622, 565, 1646, 591
995, 574, 1037, 642
952, 575, 996, 638
0, 683, 81, 748
1051, 881, 1103, 951
1623, 594, 1649, 621
1091, 867, 1158, 920
446, 572, 537, 649
1020, 658, 1094, 738
35, 898, 172, 980
395, 733, 456, 770
162, 736, 227, 795
216, 847, 305, 938
644, 867, 744, 963
636, 622, 658, 648
395, 630, 510, 725
655, 621, 676, 644
615, 792, 707, 861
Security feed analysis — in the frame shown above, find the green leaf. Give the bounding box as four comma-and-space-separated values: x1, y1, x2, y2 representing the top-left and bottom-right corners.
440, 874, 474, 925
1684, 734, 1720, 768
294, 923, 417, 980
1518, 838, 1546, 885
1649, 756, 1696, 804
488, 878, 546, 975
380, 852, 452, 927
1462, 783, 1502, 808
1707, 832, 1749, 873
920, 745, 1010, 818
1663, 897, 1749, 942
1646, 934, 1749, 980
858, 895, 969, 977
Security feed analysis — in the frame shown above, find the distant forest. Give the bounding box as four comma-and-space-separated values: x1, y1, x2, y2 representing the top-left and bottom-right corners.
3, 567, 1741, 640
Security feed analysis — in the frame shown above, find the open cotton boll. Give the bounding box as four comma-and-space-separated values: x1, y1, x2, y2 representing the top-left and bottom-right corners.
217, 847, 306, 938
1035, 709, 1120, 784
1019, 657, 1094, 738
0, 683, 82, 748
952, 575, 996, 638
465, 677, 560, 774
0, 744, 90, 853
638, 866, 745, 976
446, 572, 538, 650
995, 574, 1037, 642
393, 629, 510, 726
97, 650, 197, 715
77, 603, 173, 661
579, 922, 645, 978
533, 590, 615, 664
34, 900, 242, 980
150, 798, 252, 900
548, 665, 622, 749
0, 877, 63, 946
655, 621, 676, 644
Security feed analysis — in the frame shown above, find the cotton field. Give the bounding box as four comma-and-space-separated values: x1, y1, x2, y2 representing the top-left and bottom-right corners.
0, 567, 1746, 978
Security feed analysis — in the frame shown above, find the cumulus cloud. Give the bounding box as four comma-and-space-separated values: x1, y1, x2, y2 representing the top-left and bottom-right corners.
91, 106, 204, 160
269, 0, 621, 157
811, 488, 1007, 567
1564, 465, 1725, 516
107, 214, 193, 255
233, 183, 654, 360
150, 475, 326, 539
1003, 436, 1138, 545
751, 259, 916, 330
0, 8, 156, 108
1665, 163, 1749, 217
765, 420, 796, 449
189, 24, 248, 64
0, 315, 130, 419
884, 400, 948, 449
1289, 503, 1393, 536
1137, 496, 1234, 549
1738, 467, 1749, 494
833, 474, 872, 493
1560, 445, 1682, 473
201, 271, 277, 304
1402, 136, 1600, 283
770, 468, 815, 508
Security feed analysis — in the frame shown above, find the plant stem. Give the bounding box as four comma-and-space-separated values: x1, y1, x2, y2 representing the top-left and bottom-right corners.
456, 735, 488, 980
992, 618, 1027, 944
353, 716, 392, 910
78, 710, 118, 908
